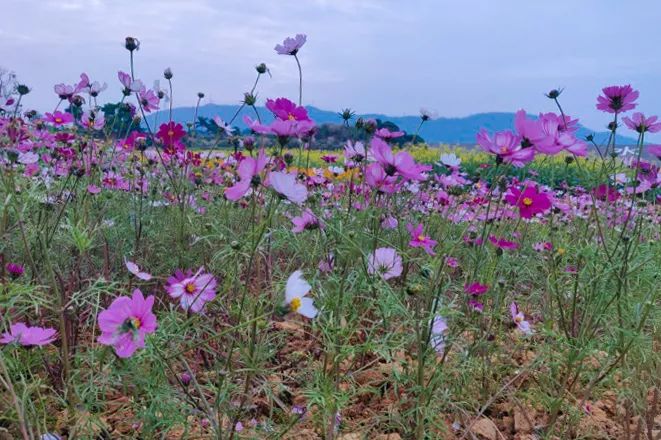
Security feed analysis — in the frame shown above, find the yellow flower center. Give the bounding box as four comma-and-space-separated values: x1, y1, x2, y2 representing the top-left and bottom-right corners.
168, 130, 174, 137
288, 113, 296, 121
130, 317, 142, 329
290, 297, 302, 312
55, 117, 62, 123
417, 234, 427, 242
499, 146, 509, 154
185, 282, 197, 294
522, 197, 533, 206
514, 315, 523, 323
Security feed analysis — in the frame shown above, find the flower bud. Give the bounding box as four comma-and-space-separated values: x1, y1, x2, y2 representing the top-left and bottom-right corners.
180, 372, 192, 386
197, 92, 205, 99
163, 67, 173, 80
256, 63, 268, 74
125, 36, 140, 52
17, 84, 30, 95
243, 92, 257, 106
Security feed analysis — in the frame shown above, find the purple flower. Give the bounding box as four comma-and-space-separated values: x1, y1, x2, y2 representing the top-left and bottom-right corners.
367, 247, 403, 280
623, 113, 661, 133
0, 323, 57, 347
97, 289, 157, 358
166, 268, 218, 313
596, 85, 639, 114
275, 34, 307, 55
488, 235, 519, 251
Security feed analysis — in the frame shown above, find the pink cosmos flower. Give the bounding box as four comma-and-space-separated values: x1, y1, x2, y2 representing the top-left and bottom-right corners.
370, 137, 430, 181
367, 247, 403, 280
275, 34, 307, 55
365, 163, 398, 193
505, 185, 551, 219
97, 289, 157, 358
476, 129, 534, 167
468, 299, 484, 313
137, 88, 160, 113
166, 268, 218, 313
80, 110, 105, 130
375, 127, 405, 139
44, 111, 74, 127
406, 223, 437, 255
445, 257, 459, 268
464, 282, 489, 296
596, 85, 639, 114
536, 113, 587, 156
592, 184, 621, 202
623, 113, 661, 133
344, 140, 366, 162
430, 315, 448, 355
0, 323, 57, 346
532, 242, 553, 252
117, 70, 132, 89
291, 209, 322, 233
103, 171, 130, 191
266, 98, 310, 121
510, 302, 532, 335
514, 110, 546, 150
269, 171, 308, 204
125, 260, 152, 281
225, 149, 268, 201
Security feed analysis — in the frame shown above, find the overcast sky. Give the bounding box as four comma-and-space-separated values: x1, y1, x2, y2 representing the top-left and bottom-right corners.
2, 0, 660, 138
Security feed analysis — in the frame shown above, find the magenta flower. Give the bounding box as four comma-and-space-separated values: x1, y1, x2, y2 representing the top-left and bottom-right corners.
476, 129, 534, 167
464, 282, 489, 296
488, 235, 519, 251
370, 137, 430, 181
97, 289, 157, 358
291, 209, 322, 233
344, 140, 366, 162
514, 110, 546, 150
468, 299, 484, 313
156, 122, 186, 151
6, 262, 24, 279
275, 34, 307, 55
367, 247, 403, 280
596, 85, 639, 114
266, 98, 310, 121
505, 185, 552, 219
592, 184, 621, 202
166, 268, 217, 313
0, 323, 57, 347
269, 171, 308, 204
510, 302, 532, 335
406, 223, 437, 256
118, 70, 132, 89
44, 111, 74, 127
225, 149, 268, 201
623, 113, 661, 133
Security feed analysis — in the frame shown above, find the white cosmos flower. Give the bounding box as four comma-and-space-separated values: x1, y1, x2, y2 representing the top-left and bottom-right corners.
285, 270, 317, 319
438, 153, 461, 169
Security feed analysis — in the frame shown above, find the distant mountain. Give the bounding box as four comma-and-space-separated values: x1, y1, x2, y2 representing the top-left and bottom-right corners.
148, 104, 638, 146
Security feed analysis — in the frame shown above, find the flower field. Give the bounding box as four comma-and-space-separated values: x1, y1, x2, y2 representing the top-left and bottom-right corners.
0, 35, 660, 440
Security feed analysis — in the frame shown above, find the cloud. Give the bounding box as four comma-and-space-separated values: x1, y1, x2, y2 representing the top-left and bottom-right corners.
0, 0, 659, 139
